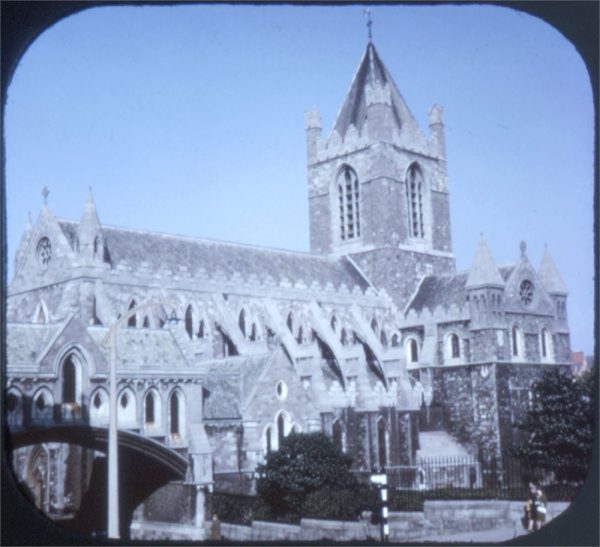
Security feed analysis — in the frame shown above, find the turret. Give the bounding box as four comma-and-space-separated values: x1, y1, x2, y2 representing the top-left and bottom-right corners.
77, 189, 105, 264
14, 212, 33, 274
304, 108, 322, 165
428, 104, 446, 159
466, 235, 505, 329
538, 244, 568, 326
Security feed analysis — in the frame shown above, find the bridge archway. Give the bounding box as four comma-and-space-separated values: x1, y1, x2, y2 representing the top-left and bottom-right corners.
7, 425, 187, 538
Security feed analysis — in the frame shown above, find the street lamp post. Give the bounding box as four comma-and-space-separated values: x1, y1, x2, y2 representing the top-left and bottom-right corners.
105, 302, 178, 539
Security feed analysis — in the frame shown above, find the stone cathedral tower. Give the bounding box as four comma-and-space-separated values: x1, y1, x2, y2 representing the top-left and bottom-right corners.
305, 42, 455, 308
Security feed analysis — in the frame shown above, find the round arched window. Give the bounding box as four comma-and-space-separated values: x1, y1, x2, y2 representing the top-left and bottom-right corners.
276, 381, 288, 401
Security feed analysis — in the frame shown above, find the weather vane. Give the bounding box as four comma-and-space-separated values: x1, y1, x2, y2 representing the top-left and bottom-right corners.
42, 186, 49, 204
364, 8, 373, 41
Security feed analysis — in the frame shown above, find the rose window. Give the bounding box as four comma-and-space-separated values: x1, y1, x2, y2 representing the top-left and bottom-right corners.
36, 237, 52, 267
519, 280, 534, 307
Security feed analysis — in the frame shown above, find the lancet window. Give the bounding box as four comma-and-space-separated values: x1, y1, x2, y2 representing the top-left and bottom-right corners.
406, 163, 425, 238
337, 165, 360, 241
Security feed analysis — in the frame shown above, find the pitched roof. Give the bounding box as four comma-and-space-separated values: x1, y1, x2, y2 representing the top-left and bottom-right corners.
7, 323, 62, 369
538, 245, 567, 294
87, 327, 189, 370
57, 220, 369, 291
406, 273, 468, 314
333, 42, 421, 140
465, 237, 504, 288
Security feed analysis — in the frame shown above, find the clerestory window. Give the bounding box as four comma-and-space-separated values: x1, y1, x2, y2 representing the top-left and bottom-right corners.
337, 165, 360, 241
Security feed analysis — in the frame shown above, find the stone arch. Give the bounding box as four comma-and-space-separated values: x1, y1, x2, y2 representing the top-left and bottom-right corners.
118, 386, 137, 427
90, 386, 109, 426
31, 387, 54, 423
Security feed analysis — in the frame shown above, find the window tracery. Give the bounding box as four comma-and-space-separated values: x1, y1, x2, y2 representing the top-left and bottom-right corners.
337, 165, 360, 241
406, 164, 425, 238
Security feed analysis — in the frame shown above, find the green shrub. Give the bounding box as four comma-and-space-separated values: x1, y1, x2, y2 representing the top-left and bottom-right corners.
257, 432, 362, 519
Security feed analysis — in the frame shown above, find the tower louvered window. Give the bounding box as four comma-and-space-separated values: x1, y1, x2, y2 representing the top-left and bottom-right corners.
337, 165, 360, 241
407, 164, 425, 238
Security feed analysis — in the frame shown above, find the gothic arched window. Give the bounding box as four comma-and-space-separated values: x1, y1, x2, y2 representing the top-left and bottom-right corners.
238, 309, 247, 338
62, 356, 77, 404
406, 163, 425, 238
409, 339, 418, 363
127, 300, 137, 328
185, 305, 194, 339
512, 325, 524, 358
169, 390, 185, 439
277, 413, 285, 447
337, 165, 360, 241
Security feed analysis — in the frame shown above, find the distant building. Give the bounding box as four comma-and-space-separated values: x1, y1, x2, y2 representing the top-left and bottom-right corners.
6, 40, 571, 520
571, 351, 591, 377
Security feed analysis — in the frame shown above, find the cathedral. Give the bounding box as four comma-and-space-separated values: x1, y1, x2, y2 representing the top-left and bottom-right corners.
6, 40, 571, 521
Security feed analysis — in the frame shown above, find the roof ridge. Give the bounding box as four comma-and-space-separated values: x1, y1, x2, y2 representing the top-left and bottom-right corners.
57, 217, 342, 262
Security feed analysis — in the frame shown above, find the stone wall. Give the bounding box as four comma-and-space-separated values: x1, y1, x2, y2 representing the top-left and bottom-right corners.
430, 189, 452, 253
141, 482, 196, 524
172, 500, 569, 543
432, 364, 500, 460
351, 247, 455, 310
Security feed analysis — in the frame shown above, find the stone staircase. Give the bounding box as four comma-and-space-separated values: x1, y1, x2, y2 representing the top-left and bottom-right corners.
417, 430, 472, 462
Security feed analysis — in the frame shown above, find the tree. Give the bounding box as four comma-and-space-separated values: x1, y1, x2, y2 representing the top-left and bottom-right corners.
514, 368, 595, 482
256, 432, 365, 520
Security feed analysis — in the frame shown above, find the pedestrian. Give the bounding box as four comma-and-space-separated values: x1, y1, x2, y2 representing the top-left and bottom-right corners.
522, 481, 537, 532
209, 513, 221, 540
533, 483, 548, 530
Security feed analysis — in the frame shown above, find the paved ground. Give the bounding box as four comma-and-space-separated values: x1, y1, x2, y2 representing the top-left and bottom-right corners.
422, 524, 524, 544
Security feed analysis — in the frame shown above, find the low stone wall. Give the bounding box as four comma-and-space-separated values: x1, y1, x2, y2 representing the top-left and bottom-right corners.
130, 520, 205, 541
132, 500, 569, 542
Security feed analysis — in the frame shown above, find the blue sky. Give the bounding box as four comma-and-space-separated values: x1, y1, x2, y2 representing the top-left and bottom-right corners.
4, 4, 595, 354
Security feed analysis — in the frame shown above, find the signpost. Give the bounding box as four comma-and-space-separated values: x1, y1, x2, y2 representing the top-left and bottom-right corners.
370, 468, 389, 543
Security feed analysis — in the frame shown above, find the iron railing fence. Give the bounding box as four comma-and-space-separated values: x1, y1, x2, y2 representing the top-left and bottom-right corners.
352, 453, 580, 508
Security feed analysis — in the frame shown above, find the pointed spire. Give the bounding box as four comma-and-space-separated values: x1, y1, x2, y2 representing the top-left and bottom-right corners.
78, 188, 104, 258
466, 235, 505, 289
538, 244, 567, 295
25, 211, 33, 233
332, 42, 417, 140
